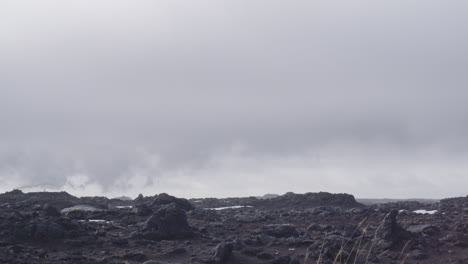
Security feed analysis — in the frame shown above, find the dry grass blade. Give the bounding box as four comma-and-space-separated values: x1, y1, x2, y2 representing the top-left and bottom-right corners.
315, 232, 328, 264
396, 240, 410, 264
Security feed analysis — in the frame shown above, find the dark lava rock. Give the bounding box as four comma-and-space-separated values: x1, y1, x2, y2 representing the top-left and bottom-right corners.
241, 246, 262, 256
189, 197, 258, 209
0, 189, 466, 264
370, 200, 433, 213
254, 192, 364, 210
257, 251, 275, 260
408, 249, 428, 260
453, 241, 468, 248
151, 193, 194, 211
233, 211, 270, 223
111, 238, 129, 246
375, 210, 412, 249
0, 190, 80, 210
260, 224, 299, 238
257, 233, 276, 246
12, 219, 66, 241
43, 204, 61, 217
307, 234, 348, 261
64, 239, 88, 247
307, 223, 332, 232
7, 245, 24, 253
406, 224, 440, 236
124, 251, 147, 261
439, 196, 468, 214
78, 196, 111, 209
212, 242, 233, 263
133, 203, 153, 216
272, 255, 301, 264
141, 203, 193, 240
142, 261, 179, 264
34, 220, 65, 240
165, 247, 187, 256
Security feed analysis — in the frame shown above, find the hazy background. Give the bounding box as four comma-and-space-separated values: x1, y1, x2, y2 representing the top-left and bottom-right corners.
1, 0, 468, 198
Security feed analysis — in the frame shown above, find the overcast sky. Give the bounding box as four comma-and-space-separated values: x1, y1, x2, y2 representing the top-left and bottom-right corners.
1, 0, 468, 199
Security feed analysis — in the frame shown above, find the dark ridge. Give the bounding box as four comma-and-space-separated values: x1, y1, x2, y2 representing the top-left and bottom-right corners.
253, 192, 365, 209
135, 192, 194, 211
189, 196, 259, 209
190, 192, 364, 209
357, 198, 440, 205
0, 189, 80, 209
438, 195, 468, 213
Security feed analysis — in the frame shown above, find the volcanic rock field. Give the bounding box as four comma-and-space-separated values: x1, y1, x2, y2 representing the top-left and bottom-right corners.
0, 190, 466, 264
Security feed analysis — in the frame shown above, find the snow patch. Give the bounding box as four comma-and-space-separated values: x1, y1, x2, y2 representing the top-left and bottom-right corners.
115, 205, 133, 209
78, 219, 112, 224
413, 209, 437, 214
61, 205, 101, 214
206, 205, 253, 210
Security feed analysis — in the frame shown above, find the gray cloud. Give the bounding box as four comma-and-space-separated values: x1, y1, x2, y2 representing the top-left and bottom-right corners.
1, 0, 468, 198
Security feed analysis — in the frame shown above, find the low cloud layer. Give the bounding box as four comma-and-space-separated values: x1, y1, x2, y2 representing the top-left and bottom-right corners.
1, 0, 468, 198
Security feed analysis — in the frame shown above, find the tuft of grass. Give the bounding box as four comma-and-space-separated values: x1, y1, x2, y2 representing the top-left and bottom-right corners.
304, 217, 410, 264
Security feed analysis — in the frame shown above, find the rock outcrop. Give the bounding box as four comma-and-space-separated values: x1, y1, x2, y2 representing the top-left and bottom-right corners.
140, 203, 193, 240
375, 210, 412, 249
254, 192, 364, 209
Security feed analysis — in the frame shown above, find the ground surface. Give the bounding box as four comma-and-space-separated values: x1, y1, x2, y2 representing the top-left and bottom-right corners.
0, 190, 466, 264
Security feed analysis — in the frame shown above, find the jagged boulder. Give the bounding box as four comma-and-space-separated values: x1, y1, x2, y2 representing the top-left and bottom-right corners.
43, 204, 61, 217
375, 210, 412, 249
212, 242, 233, 263
140, 203, 193, 240
151, 193, 194, 211
134, 193, 194, 212
133, 203, 153, 216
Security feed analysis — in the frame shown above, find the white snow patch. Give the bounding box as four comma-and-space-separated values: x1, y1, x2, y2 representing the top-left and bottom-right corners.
206, 205, 253, 210
413, 209, 437, 214
61, 205, 101, 214
78, 219, 112, 224
115, 205, 133, 209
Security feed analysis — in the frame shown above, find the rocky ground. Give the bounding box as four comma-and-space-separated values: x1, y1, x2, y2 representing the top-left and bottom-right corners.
0, 190, 466, 264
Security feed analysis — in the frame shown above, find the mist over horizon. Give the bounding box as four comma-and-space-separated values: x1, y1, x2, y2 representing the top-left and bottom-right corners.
1, 0, 468, 200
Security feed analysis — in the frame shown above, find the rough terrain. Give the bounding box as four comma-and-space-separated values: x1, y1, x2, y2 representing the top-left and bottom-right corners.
0, 189, 466, 264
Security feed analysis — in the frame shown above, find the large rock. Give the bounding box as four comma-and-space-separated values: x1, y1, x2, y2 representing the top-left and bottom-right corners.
406, 224, 440, 236
13, 219, 65, 241
254, 192, 364, 209
43, 204, 61, 217
34, 220, 65, 240
135, 193, 194, 212
212, 242, 233, 263
133, 203, 153, 216
375, 210, 412, 249
141, 203, 193, 240
151, 193, 194, 211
